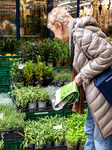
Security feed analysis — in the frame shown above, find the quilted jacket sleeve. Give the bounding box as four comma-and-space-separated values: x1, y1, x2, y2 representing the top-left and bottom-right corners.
74, 28, 112, 83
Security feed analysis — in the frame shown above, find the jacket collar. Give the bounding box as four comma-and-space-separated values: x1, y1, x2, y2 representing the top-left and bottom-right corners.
69, 18, 79, 50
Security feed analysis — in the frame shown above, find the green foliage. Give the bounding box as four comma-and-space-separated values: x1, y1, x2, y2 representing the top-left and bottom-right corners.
37, 87, 49, 102
12, 85, 49, 106
22, 115, 67, 149
10, 61, 24, 82
23, 60, 34, 83
34, 56, 53, 82
0, 104, 25, 131
45, 86, 59, 100
42, 64, 53, 81
65, 111, 87, 147
0, 134, 4, 150
53, 40, 70, 63
17, 38, 70, 65
18, 41, 39, 63
21, 111, 87, 149
53, 71, 71, 82
38, 38, 55, 63
0, 37, 18, 52
0, 41, 4, 53
10, 56, 53, 83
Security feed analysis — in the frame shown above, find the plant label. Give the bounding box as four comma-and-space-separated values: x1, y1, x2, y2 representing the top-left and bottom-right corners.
0, 113, 3, 119
53, 125, 62, 130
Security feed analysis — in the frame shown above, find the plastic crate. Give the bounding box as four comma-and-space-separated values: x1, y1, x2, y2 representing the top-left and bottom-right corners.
53, 66, 71, 71
25, 110, 63, 121
0, 85, 11, 93
0, 52, 20, 71
3, 140, 23, 150
63, 109, 73, 117
0, 73, 11, 85
0, 129, 23, 141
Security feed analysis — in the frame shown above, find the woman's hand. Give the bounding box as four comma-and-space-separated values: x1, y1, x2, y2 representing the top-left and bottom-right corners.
74, 74, 83, 87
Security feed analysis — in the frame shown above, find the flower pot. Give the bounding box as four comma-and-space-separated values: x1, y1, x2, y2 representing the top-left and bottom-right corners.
47, 62, 54, 66
35, 144, 43, 149
28, 102, 37, 112
56, 62, 63, 66
27, 144, 34, 148
42, 78, 53, 86
79, 146, 84, 150
46, 141, 53, 148
67, 146, 78, 150
38, 102, 47, 110
54, 141, 64, 147
64, 62, 71, 66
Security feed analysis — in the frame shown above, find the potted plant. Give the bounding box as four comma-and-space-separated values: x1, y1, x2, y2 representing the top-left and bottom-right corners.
45, 86, 60, 106
26, 86, 39, 111
12, 86, 29, 108
21, 120, 36, 150
17, 40, 39, 63
10, 61, 25, 87
53, 71, 71, 85
63, 42, 71, 66
22, 120, 46, 150
38, 38, 55, 64
42, 63, 53, 86
53, 40, 70, 66
65, 129, 79, 150
37, 87, 50, 110
51, 116, 67, 147
33, 61, 43, 85
12, 86, 41, 111
0, 104, 25, 143
65, 112, 87, 150
23, 60, 35, 86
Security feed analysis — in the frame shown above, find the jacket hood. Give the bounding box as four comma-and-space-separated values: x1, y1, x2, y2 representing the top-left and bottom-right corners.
69, 16, 107, 49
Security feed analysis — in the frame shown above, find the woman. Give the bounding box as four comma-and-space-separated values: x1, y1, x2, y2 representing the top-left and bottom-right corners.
47, 7, 112, 150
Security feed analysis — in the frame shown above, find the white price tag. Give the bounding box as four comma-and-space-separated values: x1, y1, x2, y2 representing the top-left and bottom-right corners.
53, 125, 62, 130
0, 113, 3, 119
18, 64, 26, 69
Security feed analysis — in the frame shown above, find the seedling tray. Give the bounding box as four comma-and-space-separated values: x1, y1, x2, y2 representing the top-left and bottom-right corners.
0, 129, 23, 141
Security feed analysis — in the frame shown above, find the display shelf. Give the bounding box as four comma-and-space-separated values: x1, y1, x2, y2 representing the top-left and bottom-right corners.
53, 66, 71, 71
0, 129, 23, 141
3, 140, 23, 150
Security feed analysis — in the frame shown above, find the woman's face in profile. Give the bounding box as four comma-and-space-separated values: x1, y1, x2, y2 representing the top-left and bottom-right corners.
51, 23, 69, 42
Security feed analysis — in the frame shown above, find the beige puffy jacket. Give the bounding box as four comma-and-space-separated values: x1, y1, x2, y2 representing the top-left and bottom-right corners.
69, 16, 112, 138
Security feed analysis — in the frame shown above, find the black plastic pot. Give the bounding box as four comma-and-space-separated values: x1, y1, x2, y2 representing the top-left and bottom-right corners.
79, 146, 84, 150
67, 146, 79, 150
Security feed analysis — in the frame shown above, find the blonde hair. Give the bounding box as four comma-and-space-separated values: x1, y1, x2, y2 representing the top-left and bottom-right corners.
47, 7, 72, 29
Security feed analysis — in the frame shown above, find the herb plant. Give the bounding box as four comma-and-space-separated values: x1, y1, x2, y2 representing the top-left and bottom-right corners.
23, 60, 34, 83
10, 61, 24, 83
0, 134, 4, 150
0, 104, 25, 131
